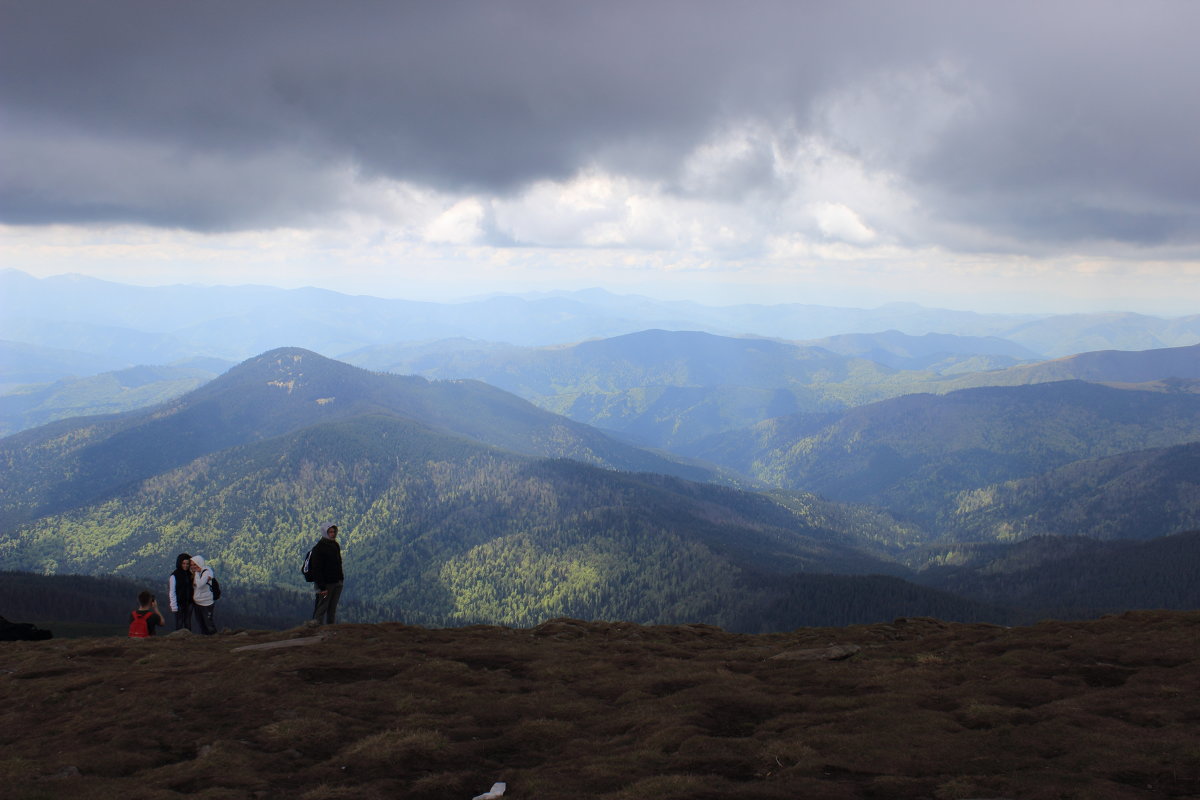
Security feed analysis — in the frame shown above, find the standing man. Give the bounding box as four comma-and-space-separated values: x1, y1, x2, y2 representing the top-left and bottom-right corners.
167, 553, 194, 631
310, 523, 344, 625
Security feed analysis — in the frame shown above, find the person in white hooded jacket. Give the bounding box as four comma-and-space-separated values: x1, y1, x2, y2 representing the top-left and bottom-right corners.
190, 555, 217, 635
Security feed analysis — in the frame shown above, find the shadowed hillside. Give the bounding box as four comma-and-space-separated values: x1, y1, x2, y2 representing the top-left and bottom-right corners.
947, 443, 1200, 543
914, 530, 1200, 620
684, 381, 1200, 533
3, 612, 1199, 799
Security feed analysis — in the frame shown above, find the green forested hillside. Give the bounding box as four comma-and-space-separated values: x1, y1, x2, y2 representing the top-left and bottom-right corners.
8, 346, 1200, 633
3, 410, 989, 631
0, 347, 720, 529
683, 381, 1200, 533
947, 441, 1200, 542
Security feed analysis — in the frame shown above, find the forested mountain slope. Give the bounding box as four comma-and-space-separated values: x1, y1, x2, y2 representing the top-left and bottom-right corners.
683, 381, 1200, 533
946, 441, 1200, 543
4, 410, 975, 631
0, 347, 718, 529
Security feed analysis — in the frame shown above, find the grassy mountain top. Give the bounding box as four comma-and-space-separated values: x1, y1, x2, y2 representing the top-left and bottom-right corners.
4, 611, 1199, 799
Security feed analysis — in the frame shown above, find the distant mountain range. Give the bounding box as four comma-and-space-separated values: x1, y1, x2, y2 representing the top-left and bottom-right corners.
929, 342, 1200, 392
344, 330, 900, 448
0, 358, 232, 436
5, 270, 1200, 627
345, 332, 1200, 453
4, 269, 1200, 378
7, 323, 1200, 451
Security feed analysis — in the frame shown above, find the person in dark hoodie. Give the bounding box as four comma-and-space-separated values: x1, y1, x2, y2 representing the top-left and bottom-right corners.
310, 523, 344, 625
167, 553, 194, 631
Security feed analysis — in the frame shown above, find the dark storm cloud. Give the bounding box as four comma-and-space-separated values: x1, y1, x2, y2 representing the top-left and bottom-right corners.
2, 0, 1198, 248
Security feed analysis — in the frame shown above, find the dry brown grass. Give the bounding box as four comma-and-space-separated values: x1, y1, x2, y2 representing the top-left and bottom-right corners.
3, 611, 1200, 799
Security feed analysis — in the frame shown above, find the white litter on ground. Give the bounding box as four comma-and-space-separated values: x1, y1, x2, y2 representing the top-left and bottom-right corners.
472, 781, 506, 799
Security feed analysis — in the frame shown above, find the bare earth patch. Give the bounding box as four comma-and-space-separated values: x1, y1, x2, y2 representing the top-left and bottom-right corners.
3, 611, 1200, 799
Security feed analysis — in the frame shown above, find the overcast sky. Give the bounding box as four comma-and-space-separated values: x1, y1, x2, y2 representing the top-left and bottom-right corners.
3, 1, 1199, 313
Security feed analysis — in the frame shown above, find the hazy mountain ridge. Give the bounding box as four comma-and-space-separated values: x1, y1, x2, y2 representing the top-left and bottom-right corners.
0, 339, 133, 393
7, 269, 1199, 370
344, 331, 1200, 453
929, 341, 1200, 393
6, 324, 1199, 448
0, 360, 231, 436
798, 329, 1044, 369
345, 330, 902, 448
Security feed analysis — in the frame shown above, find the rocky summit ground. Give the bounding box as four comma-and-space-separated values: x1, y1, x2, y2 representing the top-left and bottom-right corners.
3, 611, 1200, 800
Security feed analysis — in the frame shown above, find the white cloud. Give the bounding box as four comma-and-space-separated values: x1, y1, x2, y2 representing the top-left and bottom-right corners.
811, 202, 877, 244
423, 198, 489, 245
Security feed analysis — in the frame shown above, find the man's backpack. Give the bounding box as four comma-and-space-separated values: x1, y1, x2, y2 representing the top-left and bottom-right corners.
129, 609, 154, 638
301, 548, 316, 582
209, 576, 222, 601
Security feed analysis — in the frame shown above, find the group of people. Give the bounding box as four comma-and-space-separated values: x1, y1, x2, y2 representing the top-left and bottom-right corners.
127, 523, 344, 638
128, 553, 219, 637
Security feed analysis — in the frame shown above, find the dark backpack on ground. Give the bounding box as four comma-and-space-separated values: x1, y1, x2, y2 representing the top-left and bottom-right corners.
0, 615, 53, 641
302, 548, 316, 582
